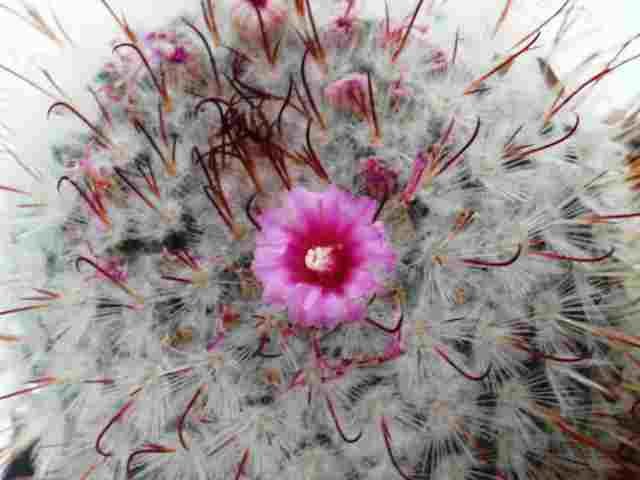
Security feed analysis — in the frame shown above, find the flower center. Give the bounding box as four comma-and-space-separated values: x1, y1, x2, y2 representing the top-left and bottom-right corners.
305, 245, 339, 274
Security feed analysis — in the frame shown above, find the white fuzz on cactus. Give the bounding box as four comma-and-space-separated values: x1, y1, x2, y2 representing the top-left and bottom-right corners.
1, 1, 640, 479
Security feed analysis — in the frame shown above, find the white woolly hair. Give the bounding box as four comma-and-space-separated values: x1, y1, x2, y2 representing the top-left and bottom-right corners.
0, 1, 640, 480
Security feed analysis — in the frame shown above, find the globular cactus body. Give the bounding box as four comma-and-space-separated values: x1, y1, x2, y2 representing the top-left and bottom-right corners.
1, 1, 640, 479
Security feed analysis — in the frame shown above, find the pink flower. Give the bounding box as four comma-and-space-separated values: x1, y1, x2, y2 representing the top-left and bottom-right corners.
252, 185, 396, 329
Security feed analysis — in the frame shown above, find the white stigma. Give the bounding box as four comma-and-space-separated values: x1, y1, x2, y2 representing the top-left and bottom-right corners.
305, 246, 335, 272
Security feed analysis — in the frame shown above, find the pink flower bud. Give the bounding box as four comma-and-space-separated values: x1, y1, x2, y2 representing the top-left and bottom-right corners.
359, 157, 398, 201
324, 73, 372, 117
377, 16, 430, 53
323, 14, 359, 50
231, 0, 288, 45
323, 1, 360, 50
389, 76, 411, 111
401, 150, 430, 204
143, 31, 190, 65
429, 46, 448, 73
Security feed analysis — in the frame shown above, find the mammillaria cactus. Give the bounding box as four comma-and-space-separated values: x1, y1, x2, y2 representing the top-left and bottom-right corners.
1, 0, 640, 479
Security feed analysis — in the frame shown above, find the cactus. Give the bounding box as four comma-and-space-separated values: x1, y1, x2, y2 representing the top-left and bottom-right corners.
1, 1, 640, 479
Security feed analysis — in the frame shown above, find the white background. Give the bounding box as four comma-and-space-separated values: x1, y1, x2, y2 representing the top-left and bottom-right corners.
0, 0, 638, 470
